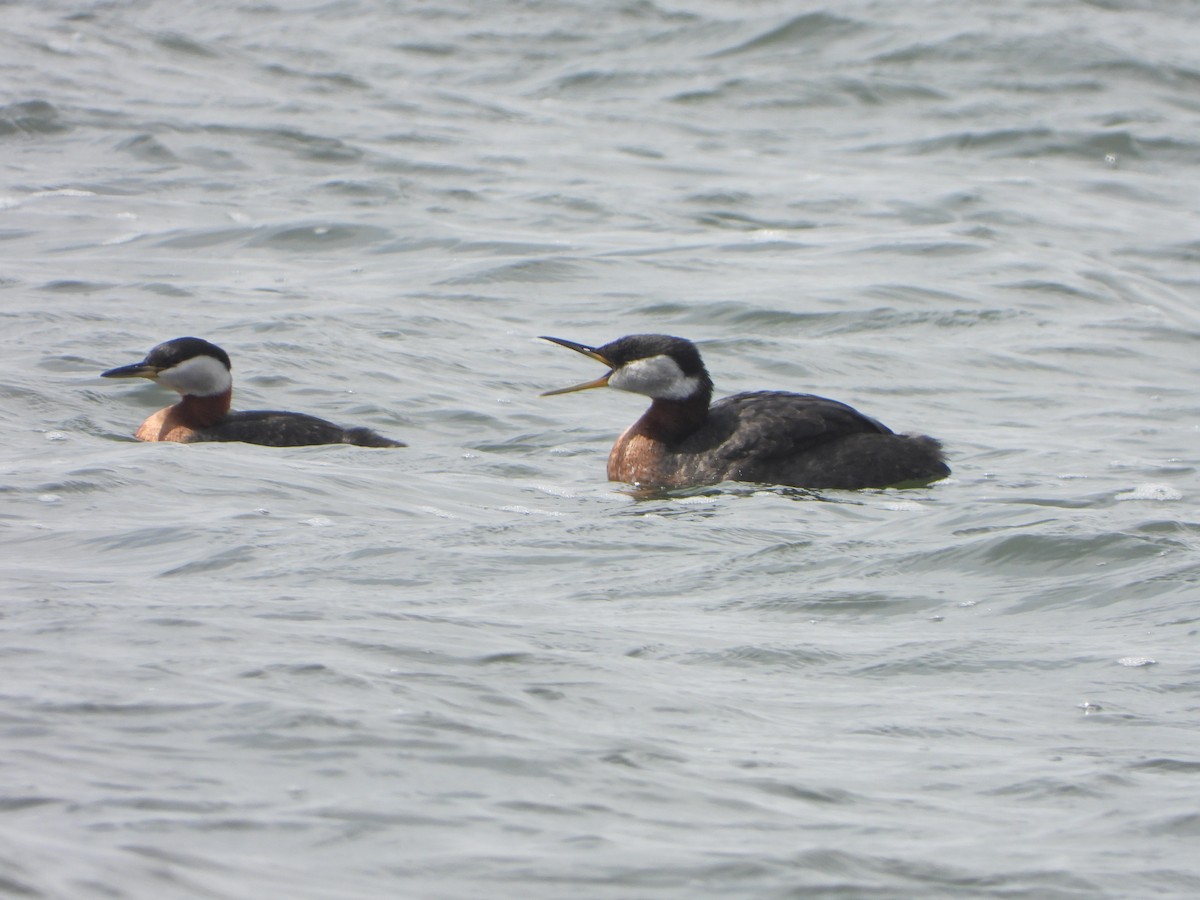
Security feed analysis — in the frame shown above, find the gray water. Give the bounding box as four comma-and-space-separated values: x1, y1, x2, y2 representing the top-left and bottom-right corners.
3, 1, 1199, 897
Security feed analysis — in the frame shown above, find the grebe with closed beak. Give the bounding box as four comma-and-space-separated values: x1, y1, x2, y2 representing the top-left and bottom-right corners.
102, 337, 404, 448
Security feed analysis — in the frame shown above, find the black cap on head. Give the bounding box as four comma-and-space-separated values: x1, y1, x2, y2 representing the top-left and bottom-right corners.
597, 334, 706, 376
146, 337, 232, 371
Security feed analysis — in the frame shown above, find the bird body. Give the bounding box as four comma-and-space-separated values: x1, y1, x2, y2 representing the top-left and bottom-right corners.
542, 334, 948, 490
103, 337, 404, 448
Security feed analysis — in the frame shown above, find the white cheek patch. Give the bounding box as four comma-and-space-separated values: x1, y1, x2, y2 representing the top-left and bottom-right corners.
609, 355, 700, 400
156, 354, 232, 397
660, 374, 702, 400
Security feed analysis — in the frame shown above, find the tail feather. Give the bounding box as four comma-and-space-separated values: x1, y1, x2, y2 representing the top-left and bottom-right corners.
342, 426, 406, 448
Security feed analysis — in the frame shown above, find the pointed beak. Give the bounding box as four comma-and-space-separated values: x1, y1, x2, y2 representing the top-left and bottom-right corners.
101, 361, 159, 380
540, 336, 614, 396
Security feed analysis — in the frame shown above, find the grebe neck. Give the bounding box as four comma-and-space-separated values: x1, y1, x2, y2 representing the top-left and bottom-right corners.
176, 388, 232, 428
632, 393, 710, 444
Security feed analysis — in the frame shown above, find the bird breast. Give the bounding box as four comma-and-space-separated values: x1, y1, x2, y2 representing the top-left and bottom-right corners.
607, 428, 670, 486
135, 406, 200, 442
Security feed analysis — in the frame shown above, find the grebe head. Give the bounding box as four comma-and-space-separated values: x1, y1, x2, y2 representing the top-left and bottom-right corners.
102, 337, 233, 398
541, 334, 713, 402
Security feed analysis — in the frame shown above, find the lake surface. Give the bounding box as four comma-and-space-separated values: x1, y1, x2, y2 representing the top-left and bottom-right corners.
2, 1, 1199, 897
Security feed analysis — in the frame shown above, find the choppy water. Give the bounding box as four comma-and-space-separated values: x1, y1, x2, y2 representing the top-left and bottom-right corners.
3, 1, 1199, 897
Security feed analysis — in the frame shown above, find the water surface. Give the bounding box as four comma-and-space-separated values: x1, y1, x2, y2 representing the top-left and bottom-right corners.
2, 1, 1199, 897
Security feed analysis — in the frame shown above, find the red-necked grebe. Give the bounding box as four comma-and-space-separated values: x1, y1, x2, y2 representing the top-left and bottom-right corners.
541, 333, 948, 489
102, 336, 404, 448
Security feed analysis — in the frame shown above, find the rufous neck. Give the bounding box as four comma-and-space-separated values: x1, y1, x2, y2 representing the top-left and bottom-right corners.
176, 388, 232, 428
632, 393, 710, 444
